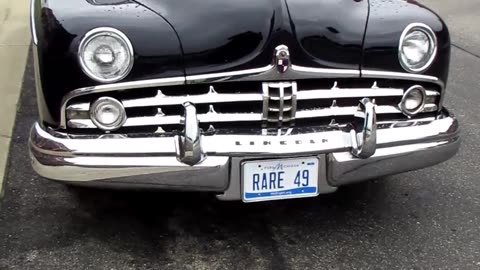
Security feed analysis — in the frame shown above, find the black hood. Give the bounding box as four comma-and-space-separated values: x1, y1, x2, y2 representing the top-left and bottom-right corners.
134, 0, 369, 76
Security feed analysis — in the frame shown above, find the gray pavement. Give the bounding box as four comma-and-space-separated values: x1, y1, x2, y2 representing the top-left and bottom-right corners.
422, 0, 480, 57
1, 1, 480, 269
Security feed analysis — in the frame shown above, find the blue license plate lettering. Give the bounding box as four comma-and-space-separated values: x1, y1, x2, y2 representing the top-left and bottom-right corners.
252, 171, 285, 191
294, 169, 310, 187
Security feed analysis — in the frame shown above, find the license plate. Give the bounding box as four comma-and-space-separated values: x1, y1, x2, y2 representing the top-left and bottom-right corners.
242, 157, 319, 202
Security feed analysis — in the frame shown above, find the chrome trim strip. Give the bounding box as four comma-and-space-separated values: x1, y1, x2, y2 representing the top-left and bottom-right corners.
32, 44, 43, 104
296, 88, 404, 100
261, 83, 270, 127
198, 113, 262, 123
278, 83, 285, 121
423, 104, 438, 112
186, 65, 274, 84
68, 113, 263, 129
291, 82, 298, 124
425, 90, 440, 96
186, 65, 441, 87
67, 103, 90, 112
296, 105, 401, 119
68, 116, 182, 129
362, 70, 442, 86
30, 0, 38, 45
122, 91, 263, 108
186, 65, 360, 84
377, 116, 436, 125
291, 65, 360, 75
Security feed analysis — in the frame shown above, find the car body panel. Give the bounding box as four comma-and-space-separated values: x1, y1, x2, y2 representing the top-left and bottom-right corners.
32, 0, 184, 124
133, 0, 369, 75
362, 0, 450, 82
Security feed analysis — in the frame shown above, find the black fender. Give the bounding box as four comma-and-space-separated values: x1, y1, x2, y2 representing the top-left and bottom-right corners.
31, 0, 184, 125
362, 0, 450, 83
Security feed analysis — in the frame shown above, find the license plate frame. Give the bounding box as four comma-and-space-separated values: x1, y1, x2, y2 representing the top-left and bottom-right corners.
241, 157, 320, 203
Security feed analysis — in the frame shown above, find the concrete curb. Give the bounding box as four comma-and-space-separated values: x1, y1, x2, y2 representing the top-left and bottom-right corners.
0, 0, 31, 198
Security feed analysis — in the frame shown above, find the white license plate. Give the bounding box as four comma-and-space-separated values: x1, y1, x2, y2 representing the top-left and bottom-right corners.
242, 157, 319, 202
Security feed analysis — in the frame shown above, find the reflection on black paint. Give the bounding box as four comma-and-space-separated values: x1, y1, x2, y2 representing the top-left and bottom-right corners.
363, 0, 450, 81
184, 31, 263, 66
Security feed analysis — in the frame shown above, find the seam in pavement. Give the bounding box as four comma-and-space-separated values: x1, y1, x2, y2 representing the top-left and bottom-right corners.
452, 43, 480, 59
0, 134, 11, 139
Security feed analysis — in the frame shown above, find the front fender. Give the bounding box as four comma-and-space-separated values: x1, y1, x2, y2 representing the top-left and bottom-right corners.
31, 0, 184, 126
362, 0, 450, 84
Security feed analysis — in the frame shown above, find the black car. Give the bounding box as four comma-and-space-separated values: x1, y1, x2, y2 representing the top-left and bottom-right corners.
29, 0, 460, 202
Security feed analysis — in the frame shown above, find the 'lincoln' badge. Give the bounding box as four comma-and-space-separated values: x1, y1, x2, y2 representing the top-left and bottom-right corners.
274, 45, 290, 73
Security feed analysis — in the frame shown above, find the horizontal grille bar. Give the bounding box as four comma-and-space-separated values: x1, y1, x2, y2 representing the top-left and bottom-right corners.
66, 89, 439, 113
67, 104, 438, 129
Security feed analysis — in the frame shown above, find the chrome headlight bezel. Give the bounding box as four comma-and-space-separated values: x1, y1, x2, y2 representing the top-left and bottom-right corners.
78, 27, 134, 83
89, 97, 127, 131
399, 85, 427, 116
398, 23, 437, 74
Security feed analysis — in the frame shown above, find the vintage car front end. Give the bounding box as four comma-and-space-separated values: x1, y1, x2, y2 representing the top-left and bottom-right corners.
29, 0, 460, 202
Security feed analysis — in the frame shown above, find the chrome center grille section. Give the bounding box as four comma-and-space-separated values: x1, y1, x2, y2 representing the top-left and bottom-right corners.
262, 82, 297, 130
65, 79, 441, 134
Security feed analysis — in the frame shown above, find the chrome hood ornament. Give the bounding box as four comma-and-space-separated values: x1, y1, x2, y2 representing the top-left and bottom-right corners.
274, 45, 291, 73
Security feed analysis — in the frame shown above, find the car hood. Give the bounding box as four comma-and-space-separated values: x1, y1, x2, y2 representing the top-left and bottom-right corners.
133, 0, 368, 76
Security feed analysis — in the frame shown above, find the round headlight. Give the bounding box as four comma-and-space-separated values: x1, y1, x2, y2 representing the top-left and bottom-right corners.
90, 97, 127, 131
399, 23, 437, 73
399, 86, 426, 116
79, 27, 134, 83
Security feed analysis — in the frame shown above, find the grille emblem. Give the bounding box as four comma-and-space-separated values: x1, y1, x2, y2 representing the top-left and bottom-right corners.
275, 45, 291, 73
262, 82, 297, 132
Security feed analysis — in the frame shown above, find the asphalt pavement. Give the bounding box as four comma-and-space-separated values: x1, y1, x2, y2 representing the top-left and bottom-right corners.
1, 1, 479, 269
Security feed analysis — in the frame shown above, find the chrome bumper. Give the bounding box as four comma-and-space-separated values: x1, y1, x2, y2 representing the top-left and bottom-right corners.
29, 109, 460, 200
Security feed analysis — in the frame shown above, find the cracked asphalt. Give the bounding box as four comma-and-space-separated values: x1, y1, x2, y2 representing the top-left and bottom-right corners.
1, 1, 479, 269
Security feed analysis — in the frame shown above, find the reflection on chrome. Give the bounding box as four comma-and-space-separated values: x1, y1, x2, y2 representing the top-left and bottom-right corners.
30, 108, 459, 200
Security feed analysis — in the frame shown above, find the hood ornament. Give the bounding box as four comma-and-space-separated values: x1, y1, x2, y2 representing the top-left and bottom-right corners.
274, 45, 291, 73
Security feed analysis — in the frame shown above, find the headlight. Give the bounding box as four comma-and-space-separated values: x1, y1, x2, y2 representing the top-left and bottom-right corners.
399, 85, 426, 116
399, 23, 437, 73
79, 27, 134, 83
90, 97, 127, 131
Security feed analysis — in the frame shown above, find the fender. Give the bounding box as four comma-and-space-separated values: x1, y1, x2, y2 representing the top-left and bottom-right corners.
31, 0, 184, 125
362, 0, 451, 83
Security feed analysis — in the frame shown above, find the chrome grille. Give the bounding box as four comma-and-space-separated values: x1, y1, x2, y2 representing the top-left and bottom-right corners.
262, 82, 297, 129
65, 79, 441, 133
